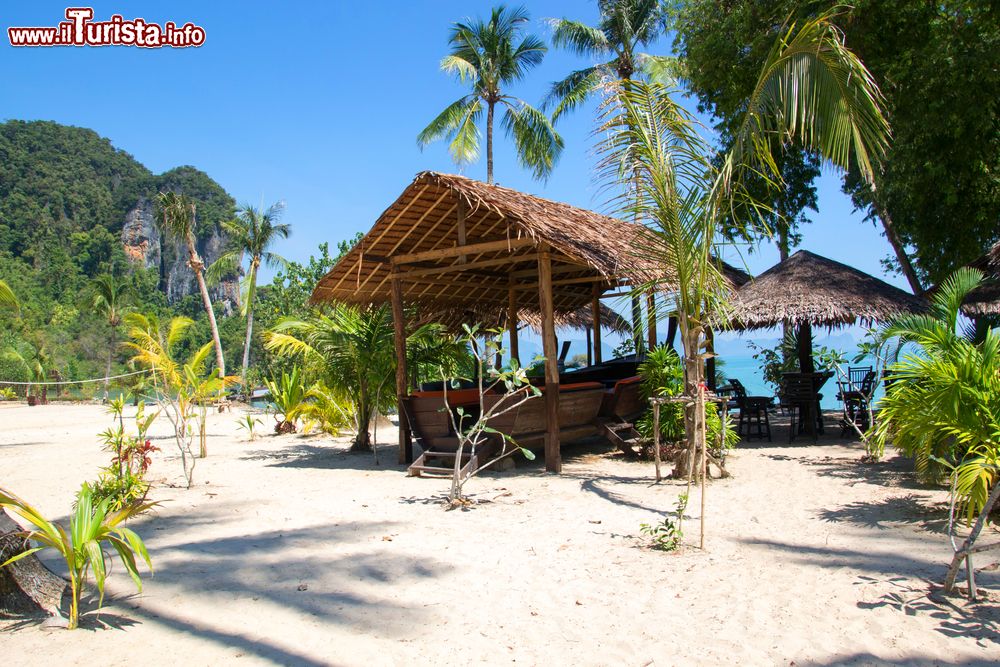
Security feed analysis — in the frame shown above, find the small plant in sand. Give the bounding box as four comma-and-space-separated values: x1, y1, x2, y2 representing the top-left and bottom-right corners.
640, 493, 689, 552
125, 313, 231, 488
263, 367, 309, 434
440, 325, 540, 507
87, 398, 160, 511
0, 484, 154, 630
237, 414, 263, 441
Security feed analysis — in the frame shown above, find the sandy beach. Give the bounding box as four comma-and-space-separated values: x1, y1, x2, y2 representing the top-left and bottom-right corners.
1, 401, 998, 666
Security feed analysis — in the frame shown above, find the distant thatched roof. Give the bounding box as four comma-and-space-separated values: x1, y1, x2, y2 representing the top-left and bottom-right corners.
962, 240, 1000, 316
310, 171, 655, 315
725, 250, 925, 329
521, 303, 631, 335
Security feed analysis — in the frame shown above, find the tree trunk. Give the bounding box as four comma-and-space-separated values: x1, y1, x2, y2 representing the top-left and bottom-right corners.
241, 300, 254, 392
0, 510, 68, 617
486, 101, 495, 185
869, 183, 922, 295
188, 235, 225, 378
104, 333, 113, 402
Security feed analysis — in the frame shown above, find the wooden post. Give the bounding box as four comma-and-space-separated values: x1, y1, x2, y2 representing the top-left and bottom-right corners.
391, 275, 412, 464
508, 277, 519, 366
631, 293, 644, 354
538, 249, 561, 473
585, 327, 593, 367
646, 292, 657, 350
592, 283, 602, 365
706, 328, 717, 391
666, 316, 678, 350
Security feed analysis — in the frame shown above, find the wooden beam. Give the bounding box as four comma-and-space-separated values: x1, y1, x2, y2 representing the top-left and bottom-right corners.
592, 283, 602, 365
391, 276, 412, 464
646, 292, 657, 350
399, 254, 539, 279
390, 237, 535, 266
538, 249, 561, 473
508, 276, 519, 366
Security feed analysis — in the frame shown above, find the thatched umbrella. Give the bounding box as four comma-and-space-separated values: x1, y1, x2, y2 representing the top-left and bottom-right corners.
725, 250, 925, 372
960, 240, 1000, 317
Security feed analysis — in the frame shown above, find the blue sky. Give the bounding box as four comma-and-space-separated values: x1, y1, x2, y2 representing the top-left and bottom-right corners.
0, 1, 901, 388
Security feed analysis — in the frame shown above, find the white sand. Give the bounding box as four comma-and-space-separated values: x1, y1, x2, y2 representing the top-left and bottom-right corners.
1, 402, 998, 666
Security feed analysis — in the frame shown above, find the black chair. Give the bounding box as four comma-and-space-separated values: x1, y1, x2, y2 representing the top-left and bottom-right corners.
780, 373, 828, 442
726, 378, 771, 442
837, 369, 877, 435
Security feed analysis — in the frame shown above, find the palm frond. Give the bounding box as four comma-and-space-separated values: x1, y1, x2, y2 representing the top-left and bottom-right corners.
501, 99, 564, 180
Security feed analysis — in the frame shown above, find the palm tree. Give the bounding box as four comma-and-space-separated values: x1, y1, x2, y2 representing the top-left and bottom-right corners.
546, 0, 673, 351
86, 274, 131, 401
598, 10, 888, 544
265, 305, 467, 452
208, 201, 289, 390
545, 0, 672, 122
417, 5, 563, 183
156, 191, 225, 378
0, 280, 18, 314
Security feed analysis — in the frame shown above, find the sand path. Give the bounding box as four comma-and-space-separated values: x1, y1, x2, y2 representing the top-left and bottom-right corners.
1, 402, 998, 666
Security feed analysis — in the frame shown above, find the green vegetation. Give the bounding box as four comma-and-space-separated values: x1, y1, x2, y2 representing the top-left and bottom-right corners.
209, 201, 289, 388
673, 0, 1000, 290
263, 366, 310, 434
89, 398, 159, 512
874, 269, 1000, 518
640, 493, 689, 552
417, 6, 562, 183
0, 484, 154, 630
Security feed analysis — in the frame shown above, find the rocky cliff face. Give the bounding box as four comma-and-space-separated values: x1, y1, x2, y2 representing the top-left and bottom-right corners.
122, 197, 241, 315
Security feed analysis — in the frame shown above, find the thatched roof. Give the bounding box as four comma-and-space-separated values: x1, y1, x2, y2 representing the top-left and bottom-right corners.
310, 171, 654, 315
961, 240, 1000, 316
521, 303, 631, 335
725, 250, 925, 329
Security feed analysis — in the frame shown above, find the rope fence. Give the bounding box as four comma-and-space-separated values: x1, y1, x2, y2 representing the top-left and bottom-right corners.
0, 368, 151, 386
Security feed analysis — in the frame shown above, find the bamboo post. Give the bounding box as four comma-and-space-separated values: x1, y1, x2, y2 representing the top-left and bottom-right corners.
391, 275, 411, 464
699, 386, 708, 550
592, 283, 602, 365
653, 401, 661, 482
537, 248, 561, 473
508, 277, 519, 366
646, 292, 657, 350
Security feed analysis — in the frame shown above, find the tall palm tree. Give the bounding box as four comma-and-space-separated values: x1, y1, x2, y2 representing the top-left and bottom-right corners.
0, 280, 18, 314
87, 274, 131, 401
546, 0, 672, 122
546, 0, 673, 351
265, 305, 468, 452
208, 201, 290, 389
156, 191, 225, 378
597, 10, 888, 541
417, 5, 563, 183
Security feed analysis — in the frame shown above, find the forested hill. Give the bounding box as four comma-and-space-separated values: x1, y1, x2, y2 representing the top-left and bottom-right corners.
0, 120, 237, 304
0, 120, 239, 384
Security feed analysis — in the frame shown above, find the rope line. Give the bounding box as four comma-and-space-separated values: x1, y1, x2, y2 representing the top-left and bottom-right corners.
0, 368, 152, 386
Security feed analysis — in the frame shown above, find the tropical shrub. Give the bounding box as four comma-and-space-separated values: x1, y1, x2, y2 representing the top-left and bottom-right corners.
0, 387, 16, 400
874, 268, 1000, 519
264, 367, 309, 434
635, 346, 739, 458
640, 493, 689, 552
0, 484, 154, 629
88, 400, 159, 511
236, 414, 262, 441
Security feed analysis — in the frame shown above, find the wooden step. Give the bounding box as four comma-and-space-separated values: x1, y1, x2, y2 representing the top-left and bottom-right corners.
409, 465, 455, 474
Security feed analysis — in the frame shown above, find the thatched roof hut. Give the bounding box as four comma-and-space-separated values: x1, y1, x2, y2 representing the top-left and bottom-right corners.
725, 250, 925, 330
310, 171, 671, 473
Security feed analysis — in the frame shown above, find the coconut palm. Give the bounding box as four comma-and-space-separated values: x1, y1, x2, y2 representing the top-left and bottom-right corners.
265, 305, 468, 452
417, 5, 563, 183
86, 274, 131, 401
0, 280, 18, 314
546, 0, 673, 350
545, 0, 673, 122
208, 201, 290, 389
155, 192, 225, 378
598, 10, 888, 544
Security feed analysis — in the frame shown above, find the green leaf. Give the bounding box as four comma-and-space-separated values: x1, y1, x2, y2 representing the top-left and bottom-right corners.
520, 448, 535, 461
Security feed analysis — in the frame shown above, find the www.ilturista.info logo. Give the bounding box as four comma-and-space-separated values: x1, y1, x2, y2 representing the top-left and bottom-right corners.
8, 7, 205, 48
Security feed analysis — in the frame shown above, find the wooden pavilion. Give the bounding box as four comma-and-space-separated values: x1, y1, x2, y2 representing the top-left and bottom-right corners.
310, 171, 655, 473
